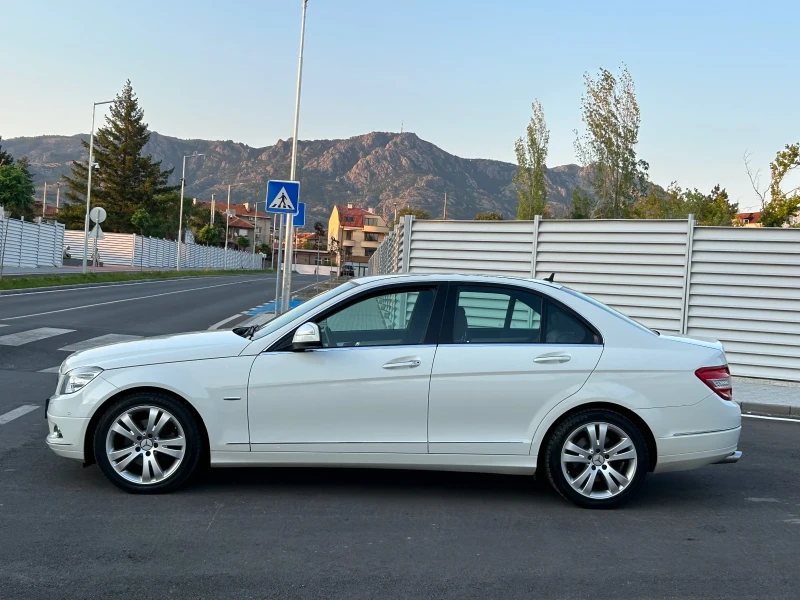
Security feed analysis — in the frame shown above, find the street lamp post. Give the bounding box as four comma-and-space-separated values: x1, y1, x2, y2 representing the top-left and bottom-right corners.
223, 183, 244, 270
176, 152, 204, 271
279, 0, 309, 314
82, 100, 112, 274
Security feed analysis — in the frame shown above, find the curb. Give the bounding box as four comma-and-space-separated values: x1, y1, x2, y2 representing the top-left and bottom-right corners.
737, 401, 800, 420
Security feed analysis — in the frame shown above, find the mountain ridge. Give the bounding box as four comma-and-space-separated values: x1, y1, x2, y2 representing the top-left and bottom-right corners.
4, 131, 587, 222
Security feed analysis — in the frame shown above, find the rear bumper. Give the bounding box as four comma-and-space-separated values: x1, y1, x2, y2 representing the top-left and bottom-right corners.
654, 426, 741, 473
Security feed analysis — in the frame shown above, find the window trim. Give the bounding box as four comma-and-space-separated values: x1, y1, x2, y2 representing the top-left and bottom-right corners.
440, 282, 602, 346
270, 282, 447, 351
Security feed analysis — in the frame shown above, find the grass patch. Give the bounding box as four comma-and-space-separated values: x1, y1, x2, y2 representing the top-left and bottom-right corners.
0, 269, 272, 291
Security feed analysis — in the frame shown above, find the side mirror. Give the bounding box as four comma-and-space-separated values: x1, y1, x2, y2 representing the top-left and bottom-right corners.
292, 322, 321, 351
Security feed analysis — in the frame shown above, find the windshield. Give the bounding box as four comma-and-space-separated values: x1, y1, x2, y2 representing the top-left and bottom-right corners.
561, 287, 657, 335
251, 281, 359, 340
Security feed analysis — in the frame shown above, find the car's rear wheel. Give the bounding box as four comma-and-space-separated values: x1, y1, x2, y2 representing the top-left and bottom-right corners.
544, 409, 648, 509
93, 391, 203, 494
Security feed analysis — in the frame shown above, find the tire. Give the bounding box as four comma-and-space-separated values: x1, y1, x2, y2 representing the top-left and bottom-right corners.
93, 391, 203, 494
544, 409, 649, 509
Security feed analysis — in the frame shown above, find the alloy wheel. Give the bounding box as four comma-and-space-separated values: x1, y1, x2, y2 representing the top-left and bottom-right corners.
560, 422, 638, 499
104, 405, 186, 485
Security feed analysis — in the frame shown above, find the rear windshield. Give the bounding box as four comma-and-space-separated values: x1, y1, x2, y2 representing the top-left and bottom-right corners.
561, 287, 657, 335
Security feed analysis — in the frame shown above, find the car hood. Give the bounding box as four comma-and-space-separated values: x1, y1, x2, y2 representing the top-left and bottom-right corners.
660, 333, 725, 352
60, 330, 251, 372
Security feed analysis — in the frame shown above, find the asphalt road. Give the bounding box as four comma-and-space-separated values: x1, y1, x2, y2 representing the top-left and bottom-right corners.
1, 274, 799, 599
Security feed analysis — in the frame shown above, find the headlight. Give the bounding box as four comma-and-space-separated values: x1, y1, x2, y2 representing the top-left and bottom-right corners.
59, 367, 104, 394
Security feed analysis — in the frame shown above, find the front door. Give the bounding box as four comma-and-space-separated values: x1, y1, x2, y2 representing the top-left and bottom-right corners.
428, 284, 603, 455
247, 284, 442, 453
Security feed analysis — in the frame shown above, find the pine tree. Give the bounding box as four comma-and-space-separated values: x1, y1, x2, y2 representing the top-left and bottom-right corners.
60, 80, 177, 233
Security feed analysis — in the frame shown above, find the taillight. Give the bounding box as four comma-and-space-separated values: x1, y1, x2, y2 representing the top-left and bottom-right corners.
696, 365, 733, 401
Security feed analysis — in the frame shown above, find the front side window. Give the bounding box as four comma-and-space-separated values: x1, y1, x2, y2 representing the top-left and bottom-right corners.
318, 287, 437, 348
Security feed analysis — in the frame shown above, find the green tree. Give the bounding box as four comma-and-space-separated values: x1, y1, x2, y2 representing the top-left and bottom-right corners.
632, 183, 687, 220
686, 185, 738, 226
394, 206, 430, 226
0, 136, 16, 167
514, 100, 549, 219
197, 224, 221, 245
236, 236, 250, 249
60, 80, 177, 233
256, 242, 270, 254
575, 66, 649, 218
747, 144, 800, 227
569, 186, 593, 219
130, 208, 153, 235
0, 164, 35, 218
475, 211, 504, 220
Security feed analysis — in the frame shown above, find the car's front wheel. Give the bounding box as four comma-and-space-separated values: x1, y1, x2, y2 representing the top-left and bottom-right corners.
93, 391, 203, 493
544, 409, 649, 509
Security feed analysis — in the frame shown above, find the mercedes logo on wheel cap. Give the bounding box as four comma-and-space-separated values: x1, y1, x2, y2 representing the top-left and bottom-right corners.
140, 439, 154, 451
591, 454, 604, 466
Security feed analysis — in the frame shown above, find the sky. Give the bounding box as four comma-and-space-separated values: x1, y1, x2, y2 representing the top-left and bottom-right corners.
1, 0, 798, 211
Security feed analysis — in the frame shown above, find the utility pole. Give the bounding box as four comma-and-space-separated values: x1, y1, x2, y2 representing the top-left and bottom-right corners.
55, 183, 60, 212
82, 99, 112, 274
42, 182, 47, 220
280, 0, 308, 313
176, 152, 204, 271
443, 192, 447, 220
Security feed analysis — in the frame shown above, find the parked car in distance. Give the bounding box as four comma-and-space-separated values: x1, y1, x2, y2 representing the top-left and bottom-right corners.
46, 274, 741, 508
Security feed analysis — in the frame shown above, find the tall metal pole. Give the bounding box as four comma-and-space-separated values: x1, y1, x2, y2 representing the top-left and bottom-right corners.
176, 155, 187, 271
82, 100, 111, 274
225, 186, 231, 270
176, 152, 204, 271
42, 182, 47, 220
274, 215, 285, 311
443, 192, 447, 220
280, 0, 308, 313
55, 184, 60, 212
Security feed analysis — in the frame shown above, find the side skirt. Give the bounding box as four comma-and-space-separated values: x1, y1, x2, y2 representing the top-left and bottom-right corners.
210, 451, 538, 475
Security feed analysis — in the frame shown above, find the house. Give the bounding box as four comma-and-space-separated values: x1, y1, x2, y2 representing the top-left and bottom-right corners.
736, 212, 762, 227
193, 198, 273, 249
328, 204, 389, 276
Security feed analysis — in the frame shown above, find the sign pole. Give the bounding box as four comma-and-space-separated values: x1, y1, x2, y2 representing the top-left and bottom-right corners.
274, 215, 285, 312
280, 0, 308, 314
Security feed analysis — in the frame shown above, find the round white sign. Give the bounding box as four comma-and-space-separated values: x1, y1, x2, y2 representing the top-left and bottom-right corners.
89, 207, 107, 224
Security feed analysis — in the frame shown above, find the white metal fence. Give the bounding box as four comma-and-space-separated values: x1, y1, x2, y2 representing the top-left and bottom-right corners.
63, 230, 263, 270
369, 216, 800, 381
0, 217, 65, 268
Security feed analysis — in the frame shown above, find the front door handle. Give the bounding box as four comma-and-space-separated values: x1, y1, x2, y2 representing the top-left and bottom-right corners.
534, 354, 572, 364
382, 359, 421, 369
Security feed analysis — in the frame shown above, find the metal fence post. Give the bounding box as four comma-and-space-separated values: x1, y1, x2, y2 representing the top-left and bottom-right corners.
678, 214, 696, 335
530, 215, 541, 278
401, 215, 413, 273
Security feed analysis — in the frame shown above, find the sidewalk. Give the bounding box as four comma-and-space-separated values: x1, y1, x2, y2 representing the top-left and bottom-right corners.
734, 376, 800, 418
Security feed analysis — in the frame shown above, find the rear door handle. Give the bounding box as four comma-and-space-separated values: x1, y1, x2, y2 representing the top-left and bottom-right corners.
382, 359, 421, 369
534, 354, 571, 364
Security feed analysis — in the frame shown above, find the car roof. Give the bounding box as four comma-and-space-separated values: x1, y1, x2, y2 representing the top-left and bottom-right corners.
352, 273, 562, 289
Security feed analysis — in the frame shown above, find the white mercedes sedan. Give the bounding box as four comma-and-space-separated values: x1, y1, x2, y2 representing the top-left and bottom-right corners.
46, 274, 741, 508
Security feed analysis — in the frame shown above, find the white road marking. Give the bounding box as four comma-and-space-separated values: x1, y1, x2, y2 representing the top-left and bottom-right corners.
0, 405, 40, 425
742, 414, 800, 423
58, 334, 142, 352
208, 313, 244, 331
0, 327, 75, 346
0, 278, 263, 321
38, 366, 61, 373
0, 274, 270, 298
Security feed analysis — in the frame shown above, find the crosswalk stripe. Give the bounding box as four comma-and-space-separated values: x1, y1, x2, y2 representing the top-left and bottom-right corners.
0, 405, 40, 425
58, 334, 142, 352
39, 366, 61, 374
0, 328, 75, 346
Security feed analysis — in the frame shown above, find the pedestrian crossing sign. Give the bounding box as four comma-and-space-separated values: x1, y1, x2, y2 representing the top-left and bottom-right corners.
266, 180, 300, 215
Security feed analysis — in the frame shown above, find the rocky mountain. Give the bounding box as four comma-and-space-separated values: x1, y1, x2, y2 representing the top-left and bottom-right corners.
4, 131, 588, 222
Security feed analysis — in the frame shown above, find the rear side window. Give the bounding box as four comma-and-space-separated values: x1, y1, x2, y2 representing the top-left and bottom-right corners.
545, 301, 599, 344
445, 285, 600, 345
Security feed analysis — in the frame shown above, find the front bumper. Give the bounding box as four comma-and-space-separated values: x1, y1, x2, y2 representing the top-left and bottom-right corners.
46, 414, 89, 461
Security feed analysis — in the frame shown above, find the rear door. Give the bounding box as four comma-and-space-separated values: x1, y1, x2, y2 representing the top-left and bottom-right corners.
427, 284, 603, 455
